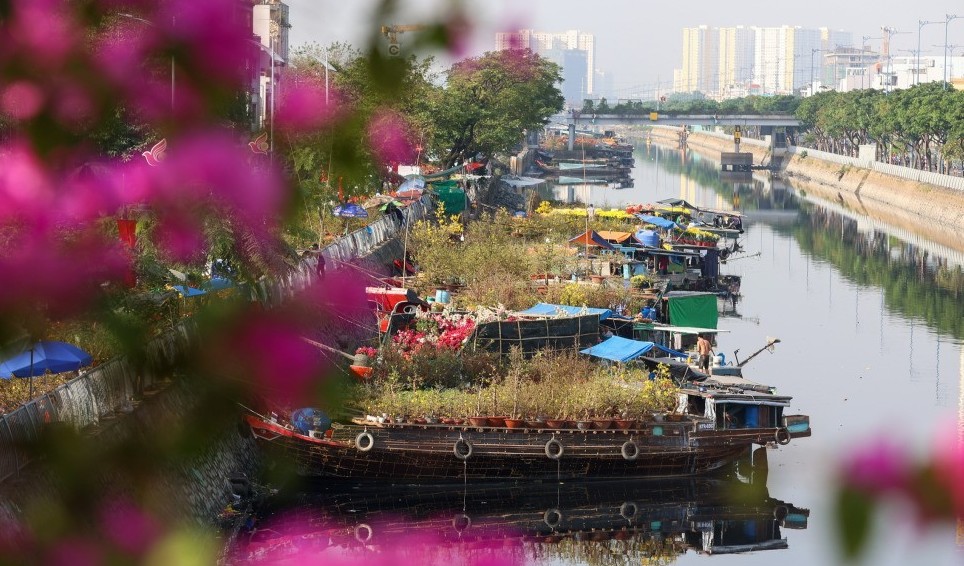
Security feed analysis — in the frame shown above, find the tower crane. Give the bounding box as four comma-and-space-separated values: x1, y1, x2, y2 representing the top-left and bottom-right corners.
380, 25, 426, 56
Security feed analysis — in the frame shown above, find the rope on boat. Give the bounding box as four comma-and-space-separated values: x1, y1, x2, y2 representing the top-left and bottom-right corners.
544, 508, 563, 529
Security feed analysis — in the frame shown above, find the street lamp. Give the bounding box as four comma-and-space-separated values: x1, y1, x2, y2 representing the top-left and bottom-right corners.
944, 14, 961, 89
118, 13, 175, 112
810, 48, 827, 96
861, 36, 882, 89
917, 20, 942, 86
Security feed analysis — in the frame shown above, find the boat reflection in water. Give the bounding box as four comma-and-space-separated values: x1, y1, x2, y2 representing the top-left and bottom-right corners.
225, 474, 808, 564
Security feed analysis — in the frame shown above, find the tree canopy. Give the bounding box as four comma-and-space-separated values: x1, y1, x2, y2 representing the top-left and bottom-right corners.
432, 49, 564, 168
793, 84, 964, 172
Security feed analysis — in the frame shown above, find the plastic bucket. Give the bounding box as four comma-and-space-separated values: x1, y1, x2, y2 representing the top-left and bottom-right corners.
435, 289, 450, 304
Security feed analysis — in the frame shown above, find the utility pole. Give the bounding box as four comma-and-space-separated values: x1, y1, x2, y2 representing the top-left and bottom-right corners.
944, 15, 961, 89
918, 20, 942, 86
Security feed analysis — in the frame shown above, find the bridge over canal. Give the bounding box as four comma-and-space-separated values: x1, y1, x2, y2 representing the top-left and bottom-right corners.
552, 112, 801, 129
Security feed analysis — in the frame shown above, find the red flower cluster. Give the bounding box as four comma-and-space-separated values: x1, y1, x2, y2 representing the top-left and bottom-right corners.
391, 313, 477, 357
434, 315, 476, 350
355, 346, 378, 358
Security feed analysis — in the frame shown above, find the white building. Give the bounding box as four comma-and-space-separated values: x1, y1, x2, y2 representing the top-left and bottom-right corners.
837, 55, 964, 92
252, 1, 290, 129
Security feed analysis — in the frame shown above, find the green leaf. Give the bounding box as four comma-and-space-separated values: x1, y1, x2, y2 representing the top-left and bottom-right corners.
835, 486, 876, 561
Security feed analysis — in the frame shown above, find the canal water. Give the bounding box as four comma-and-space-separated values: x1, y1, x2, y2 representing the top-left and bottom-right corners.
577, 142, 964, 566
226, 144, 964, 565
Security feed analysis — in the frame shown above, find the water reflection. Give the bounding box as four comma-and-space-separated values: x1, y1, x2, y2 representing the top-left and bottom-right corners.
783, 205, 964, 342
225, 475, 808, 564
640, 140, 964, 342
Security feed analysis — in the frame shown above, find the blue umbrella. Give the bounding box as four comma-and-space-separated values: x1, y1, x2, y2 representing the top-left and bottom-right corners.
333, 203, 369, 218
1, 341, 93, 399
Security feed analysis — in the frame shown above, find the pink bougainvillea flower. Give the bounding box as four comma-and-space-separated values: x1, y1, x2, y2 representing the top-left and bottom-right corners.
443, 12, 473, 57
7, 0, 80, 71
0, 143, 57, 221
98, 498, 161, 556
275, 79, 343, 134
154, 214, 207, 264
1, 81, 46, 120
0, 227, 131, 318
208, 313, 327, 404
159, 0, 255, 86
45, 537, 103, 566
931, 427, 964, 515
839, 437, 909, 495
232, 511, 524, 566
367, 108, 414, 167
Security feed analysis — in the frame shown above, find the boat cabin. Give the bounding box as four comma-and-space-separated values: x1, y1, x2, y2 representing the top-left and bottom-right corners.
678, 375, 791, 431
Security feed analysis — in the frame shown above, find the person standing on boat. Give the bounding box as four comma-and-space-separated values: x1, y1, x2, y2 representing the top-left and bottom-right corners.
697, 334, 714, 374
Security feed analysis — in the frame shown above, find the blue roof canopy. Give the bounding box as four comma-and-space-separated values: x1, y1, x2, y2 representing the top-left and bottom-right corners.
636, 214, 678, 230
518, 302, 613, 321
580, 336, 687, 363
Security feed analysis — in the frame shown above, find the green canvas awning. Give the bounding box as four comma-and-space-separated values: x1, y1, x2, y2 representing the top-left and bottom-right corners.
666, 293, 718, 329
431, 180, 466, 214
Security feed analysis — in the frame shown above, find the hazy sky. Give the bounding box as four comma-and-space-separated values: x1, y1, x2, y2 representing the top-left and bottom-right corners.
286, 0, 963, 97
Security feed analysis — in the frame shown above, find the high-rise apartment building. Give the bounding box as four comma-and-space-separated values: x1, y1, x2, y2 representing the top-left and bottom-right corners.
718, 26, 755, 99
495, 29, 595, 104
678, 26, 718, 94
678, 25, 851, 98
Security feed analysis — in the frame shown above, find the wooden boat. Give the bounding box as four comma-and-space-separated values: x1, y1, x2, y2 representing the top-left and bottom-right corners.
244, 386, 809, 481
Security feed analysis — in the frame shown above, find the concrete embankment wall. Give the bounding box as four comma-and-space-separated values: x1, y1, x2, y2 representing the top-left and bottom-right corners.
647, 127, 964, 253
0, 380, 260, 529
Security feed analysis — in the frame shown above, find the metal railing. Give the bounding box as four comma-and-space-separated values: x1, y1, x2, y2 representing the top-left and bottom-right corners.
0, 196, 434, 483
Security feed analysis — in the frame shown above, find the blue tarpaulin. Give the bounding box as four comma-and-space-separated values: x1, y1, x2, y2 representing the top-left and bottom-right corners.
172, 285, 206, 297
518, 302, 613, 321
581, 336, 655, 362
581, 336, 687, 363
636, 214, 678, 230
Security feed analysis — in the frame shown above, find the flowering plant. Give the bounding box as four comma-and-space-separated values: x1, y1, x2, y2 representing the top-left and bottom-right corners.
354, 346, 378, 358
393, 310, 476, 358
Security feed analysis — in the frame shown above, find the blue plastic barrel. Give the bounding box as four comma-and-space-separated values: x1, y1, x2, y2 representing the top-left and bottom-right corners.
435, 289, 450, 303
745, 406, 759, 428
637, 230, 659, 248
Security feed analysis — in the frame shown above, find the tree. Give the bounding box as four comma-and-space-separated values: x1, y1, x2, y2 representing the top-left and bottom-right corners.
278, 43, 442, 244
432, 49, 564, 168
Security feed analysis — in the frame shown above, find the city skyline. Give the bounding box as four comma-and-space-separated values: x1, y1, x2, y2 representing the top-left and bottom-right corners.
285, 0, 963, 98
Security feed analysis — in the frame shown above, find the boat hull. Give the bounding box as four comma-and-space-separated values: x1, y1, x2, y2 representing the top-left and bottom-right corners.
246, 415, 791, 481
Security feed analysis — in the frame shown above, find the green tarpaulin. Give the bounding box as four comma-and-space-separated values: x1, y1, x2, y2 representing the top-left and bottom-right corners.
431, 180, 466, 214
667, 293, 718, 329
